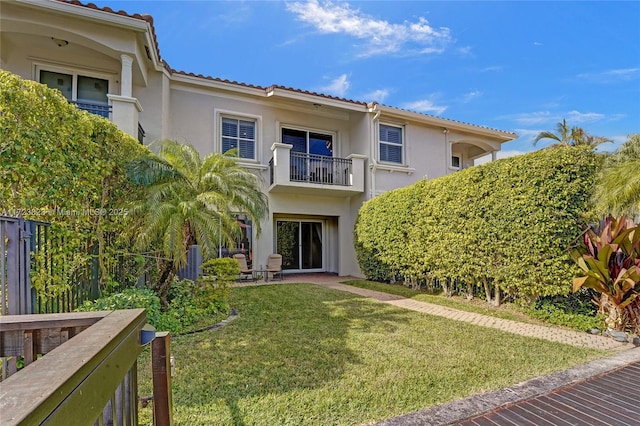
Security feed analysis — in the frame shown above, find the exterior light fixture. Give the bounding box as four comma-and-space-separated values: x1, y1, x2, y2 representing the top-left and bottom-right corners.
51, 37, 69, 47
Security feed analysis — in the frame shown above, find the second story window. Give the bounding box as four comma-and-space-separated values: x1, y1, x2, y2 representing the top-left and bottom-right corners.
379, 124, 403, 164
39, 69, 110, 117
222, 117, 256, 160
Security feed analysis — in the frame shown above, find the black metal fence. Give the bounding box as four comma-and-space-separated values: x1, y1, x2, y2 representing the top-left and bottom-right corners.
1, 216, 143, 314
289, 153, 352, 186
71, 100, 111, 118
1, 216, 32, 315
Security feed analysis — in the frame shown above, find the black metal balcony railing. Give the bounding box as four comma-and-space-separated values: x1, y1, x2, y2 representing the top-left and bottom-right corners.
138, 122, 146, 145
269, 157, 274, 186
289, 152, 352, 186
71, 101, 111, 118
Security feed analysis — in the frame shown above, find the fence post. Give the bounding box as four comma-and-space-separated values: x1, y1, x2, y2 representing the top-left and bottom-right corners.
151, 332, 173, 426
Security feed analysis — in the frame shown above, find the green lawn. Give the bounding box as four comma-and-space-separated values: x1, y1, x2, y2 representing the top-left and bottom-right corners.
138, 283, 605, 425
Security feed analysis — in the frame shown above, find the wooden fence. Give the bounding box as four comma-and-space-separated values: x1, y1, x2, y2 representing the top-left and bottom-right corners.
0, 309, 173, 425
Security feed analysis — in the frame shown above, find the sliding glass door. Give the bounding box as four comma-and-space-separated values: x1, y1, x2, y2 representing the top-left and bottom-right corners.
276, 220, 323, 272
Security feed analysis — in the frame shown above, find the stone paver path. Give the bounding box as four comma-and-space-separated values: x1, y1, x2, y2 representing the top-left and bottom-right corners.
246, 274, 633, 351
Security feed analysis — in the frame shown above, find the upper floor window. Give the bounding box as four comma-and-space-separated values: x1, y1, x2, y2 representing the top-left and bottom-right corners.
38, 68, 110, 117
379, 124, 403, 164
282, 128, 333, 156
221, 117, 256, 160
451, 155, 461, 169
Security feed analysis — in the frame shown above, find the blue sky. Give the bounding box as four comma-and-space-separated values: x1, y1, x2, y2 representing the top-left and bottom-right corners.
99, 0, 639, 157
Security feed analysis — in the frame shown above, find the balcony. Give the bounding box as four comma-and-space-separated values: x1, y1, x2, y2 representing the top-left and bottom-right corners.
71, 100, 111, 118
68, 96, 143, 143
269, 143, 366, 197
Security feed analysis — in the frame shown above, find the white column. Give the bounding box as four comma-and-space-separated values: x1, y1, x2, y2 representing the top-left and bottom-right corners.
120, 54, 133, 97
271, 143, 292, 186
347, 154, 367, 193
491, 150, 497, 162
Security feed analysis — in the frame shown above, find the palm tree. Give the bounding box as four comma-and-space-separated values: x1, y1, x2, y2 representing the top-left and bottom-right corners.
128, 140, 268, 305
534, 119, 612, 148
534, 119, 573, 146
595, 134, 640, 216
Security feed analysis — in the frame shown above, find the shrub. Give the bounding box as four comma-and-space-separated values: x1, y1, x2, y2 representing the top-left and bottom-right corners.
155, 276, 231, 334
353, 239, 395, 283
76, 278, 231, 334
76, 287, 161, 325
354, 146, 600, 305
527, 301, 605, 332
0, 70, 149, 297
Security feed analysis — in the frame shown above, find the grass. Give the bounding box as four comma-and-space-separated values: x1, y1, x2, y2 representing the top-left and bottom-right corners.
137, 283, 605, 425
342, 279, 540, 324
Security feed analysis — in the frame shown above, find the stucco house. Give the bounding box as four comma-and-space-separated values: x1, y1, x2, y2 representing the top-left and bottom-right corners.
0, 0, 517, 277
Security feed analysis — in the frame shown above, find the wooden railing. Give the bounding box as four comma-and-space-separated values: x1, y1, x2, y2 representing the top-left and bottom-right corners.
0, 309, 171, 425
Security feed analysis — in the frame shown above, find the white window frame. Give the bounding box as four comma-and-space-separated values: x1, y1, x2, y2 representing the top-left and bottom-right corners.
215, 109, 262, 163
34, 63, 115, 104
378, 123, 404, 165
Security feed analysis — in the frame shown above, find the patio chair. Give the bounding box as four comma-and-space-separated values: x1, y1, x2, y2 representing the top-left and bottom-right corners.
266, 253, 283, 281
232, 253, 254, 281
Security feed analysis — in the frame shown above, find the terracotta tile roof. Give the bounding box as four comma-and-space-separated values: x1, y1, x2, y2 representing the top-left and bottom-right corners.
53, 0, 516, 137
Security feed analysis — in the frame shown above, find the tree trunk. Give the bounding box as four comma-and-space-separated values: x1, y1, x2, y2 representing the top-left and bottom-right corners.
466, 279, 474, 300
483, 276, 491, 304
442, 278, 453, 298
154, 259, 176, 309
493, 284, 501, 307
627, 299, 640, 335
599, 294, 628, 331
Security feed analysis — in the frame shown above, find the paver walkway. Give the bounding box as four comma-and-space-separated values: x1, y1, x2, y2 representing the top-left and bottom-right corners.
274, 274, 631, 351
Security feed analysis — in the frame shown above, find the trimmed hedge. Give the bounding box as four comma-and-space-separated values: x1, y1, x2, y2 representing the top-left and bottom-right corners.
354, 146, 600, 302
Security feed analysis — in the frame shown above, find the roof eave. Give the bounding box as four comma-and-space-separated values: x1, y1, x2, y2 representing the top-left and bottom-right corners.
265, 87, 367, 112
377, 104, 517, 141
19, 0, 150, 32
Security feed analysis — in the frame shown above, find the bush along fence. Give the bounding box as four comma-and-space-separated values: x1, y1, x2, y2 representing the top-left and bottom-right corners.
354, 146, 600, 306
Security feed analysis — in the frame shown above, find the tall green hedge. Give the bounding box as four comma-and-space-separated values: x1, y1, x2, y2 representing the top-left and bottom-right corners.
0, 70, 149, 296
354, 146, 600, 302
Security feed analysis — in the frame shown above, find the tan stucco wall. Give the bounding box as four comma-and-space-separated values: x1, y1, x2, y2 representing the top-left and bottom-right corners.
1, 0, 514, 278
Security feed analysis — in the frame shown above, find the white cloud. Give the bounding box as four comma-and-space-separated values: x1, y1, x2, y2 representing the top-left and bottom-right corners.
320, 74, 350, 97
479, 65, 503, 72
577, 68, 639, 82
286, 0, 451, 57
499, 110, 606, 126
565, 110, 605, 124
461, 90, 482, 103
363, 88, 390, 103
500, 111, 554, 126
533, 41, 543, 46
456, 46, 473, 56
402, 99, 447, 115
